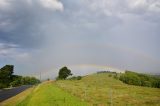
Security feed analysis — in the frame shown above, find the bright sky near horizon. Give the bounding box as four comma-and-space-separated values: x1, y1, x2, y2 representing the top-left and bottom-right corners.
0, 0, 160, 77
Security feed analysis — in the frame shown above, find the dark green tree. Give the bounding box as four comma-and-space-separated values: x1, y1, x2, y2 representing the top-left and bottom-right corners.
22, 76, 40, 85
10, 75, 23, 87
0, 65, 14, 88
58, 66, 72, 79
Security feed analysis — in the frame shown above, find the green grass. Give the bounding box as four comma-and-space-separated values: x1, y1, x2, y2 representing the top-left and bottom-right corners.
2, 73, 160, 106
55, 73, 160, 106
16, 81, 88, 106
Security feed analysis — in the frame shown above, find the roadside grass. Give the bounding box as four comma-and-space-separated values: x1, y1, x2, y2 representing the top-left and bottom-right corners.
55, 73, 160, 106
0, 87, 35, 106
17, 81, 88, 106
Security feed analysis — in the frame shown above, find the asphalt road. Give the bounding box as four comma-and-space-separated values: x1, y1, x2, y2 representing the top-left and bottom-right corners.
0, 85, 32, 102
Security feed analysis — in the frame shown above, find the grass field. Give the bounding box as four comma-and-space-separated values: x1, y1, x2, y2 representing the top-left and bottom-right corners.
1, 73, 160, 106
55, 73, 160, 106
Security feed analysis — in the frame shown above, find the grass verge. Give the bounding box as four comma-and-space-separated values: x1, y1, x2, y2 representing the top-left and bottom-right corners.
16, 81, 88, 106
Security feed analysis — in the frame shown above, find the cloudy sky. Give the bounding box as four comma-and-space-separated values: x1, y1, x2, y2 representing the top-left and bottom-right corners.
0, 0, 160, 77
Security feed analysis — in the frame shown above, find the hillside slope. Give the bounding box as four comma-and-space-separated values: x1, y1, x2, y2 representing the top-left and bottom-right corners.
55, 73, 160, 106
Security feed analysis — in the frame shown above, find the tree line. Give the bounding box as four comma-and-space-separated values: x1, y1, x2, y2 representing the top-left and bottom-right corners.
119, 71, 160, 88
0, 65, 40, 89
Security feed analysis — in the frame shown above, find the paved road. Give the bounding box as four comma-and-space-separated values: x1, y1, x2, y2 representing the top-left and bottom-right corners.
0, 85, 32, 102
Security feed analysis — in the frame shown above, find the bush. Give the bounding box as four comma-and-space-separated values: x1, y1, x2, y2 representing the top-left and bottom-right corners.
108, 74, 112, 77
143, 81, 151, 87
114, 74, 119, 80
119, 71, 160, 88
77, 76, 82, 80
120, 72, 141, 85
0, 83, 7, 89
67, 76, 82, 80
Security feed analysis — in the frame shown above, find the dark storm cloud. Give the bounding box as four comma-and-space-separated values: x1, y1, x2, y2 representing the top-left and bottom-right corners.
0, 0, 63, 48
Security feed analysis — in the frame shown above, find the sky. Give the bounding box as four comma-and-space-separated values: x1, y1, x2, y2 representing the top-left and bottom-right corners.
0, 0, 160, 78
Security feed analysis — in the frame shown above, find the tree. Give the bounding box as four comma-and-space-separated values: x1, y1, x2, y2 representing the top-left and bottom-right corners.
22, 76, 40, 85
0, 65, 14, 88
10, 75, 23, 87
58, 66, 72, 79
0, 65, 40, 89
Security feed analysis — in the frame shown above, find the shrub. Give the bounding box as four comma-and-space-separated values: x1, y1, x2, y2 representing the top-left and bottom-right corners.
67, 76, 82, 80
0, 83, 7, 89
143, 81, 151, 87
114, 74, 119, 80
108, 74, 112, 77
77, 76, 82, 80
119, 71, 160, 88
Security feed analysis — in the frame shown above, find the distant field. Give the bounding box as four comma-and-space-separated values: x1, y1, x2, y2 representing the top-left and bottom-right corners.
55, 73, 160, 106
1, 73, 160, 106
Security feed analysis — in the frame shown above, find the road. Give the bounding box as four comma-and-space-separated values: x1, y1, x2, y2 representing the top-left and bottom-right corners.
0, 85, 32, 102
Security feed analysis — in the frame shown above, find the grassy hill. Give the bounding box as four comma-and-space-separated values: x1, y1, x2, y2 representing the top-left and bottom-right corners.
55, 73, 160, 106
1, 73, 160, 106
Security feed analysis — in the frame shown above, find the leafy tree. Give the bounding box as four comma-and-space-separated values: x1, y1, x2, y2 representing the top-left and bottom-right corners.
10, 75, 23, 87
0, 65, 14, 88
0, 65, 40, 89
22, 76, 40, 85
58, 66, 72, 79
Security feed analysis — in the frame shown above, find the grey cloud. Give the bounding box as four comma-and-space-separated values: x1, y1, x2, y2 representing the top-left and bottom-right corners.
0, 42, 30, 71
0, 0, 63, 48
0, 0, 160, 77
84, 0, 160, 15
